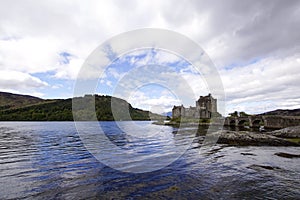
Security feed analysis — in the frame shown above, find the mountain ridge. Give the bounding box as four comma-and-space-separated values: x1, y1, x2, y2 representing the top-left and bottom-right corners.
0, 92, 47, 111
0, 92, 163, 121
259, 108, 300, 116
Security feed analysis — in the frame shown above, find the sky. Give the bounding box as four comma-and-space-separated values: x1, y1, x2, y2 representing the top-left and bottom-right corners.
0, 0, 300, 115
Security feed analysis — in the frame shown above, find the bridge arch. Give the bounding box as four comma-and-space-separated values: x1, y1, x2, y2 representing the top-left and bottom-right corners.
251, 119, 262, 127
238, 119, 248, 126
229, 119, 236, 126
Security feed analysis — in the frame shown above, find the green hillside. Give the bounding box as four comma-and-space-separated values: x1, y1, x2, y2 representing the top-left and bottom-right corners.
0, 92, 162, 121
0, 92, 47, 111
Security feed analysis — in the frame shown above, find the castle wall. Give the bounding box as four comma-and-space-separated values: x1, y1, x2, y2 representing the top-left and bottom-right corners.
185, 107, 197, 118
172, 94, 218, 119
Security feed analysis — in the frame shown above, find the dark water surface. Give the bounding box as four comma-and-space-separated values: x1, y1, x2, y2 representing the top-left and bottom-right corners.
0, 122, 299, 199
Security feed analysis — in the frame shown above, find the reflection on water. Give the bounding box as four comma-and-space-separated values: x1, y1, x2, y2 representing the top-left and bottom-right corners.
0, 122, 299, 199
76, 121, 195, 173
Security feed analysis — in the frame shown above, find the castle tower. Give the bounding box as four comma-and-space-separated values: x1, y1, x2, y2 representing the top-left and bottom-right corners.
196, 93, 217, 119
172, 105, 185, 118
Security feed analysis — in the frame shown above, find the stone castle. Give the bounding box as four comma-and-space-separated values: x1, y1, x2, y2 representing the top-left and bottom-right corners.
172, 94, 219, 119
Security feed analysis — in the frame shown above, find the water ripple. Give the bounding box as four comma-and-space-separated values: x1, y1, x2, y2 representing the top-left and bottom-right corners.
0, 122, 299, 199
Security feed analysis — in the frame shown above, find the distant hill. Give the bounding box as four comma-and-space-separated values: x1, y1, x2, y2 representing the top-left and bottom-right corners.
0, 92, 163, 121
162, 111, 172, 117
0, 92, 47, 111
259, 109, 300, 116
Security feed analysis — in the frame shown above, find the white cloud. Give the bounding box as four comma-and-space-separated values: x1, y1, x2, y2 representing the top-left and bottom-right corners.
0, 0, 299, 114
128, 90, 181, 113
119, 49, 183, 68
51, 84, 63, 89
0, 70, 48, 88
0, 37, 60, 73
106, 80, 113, 87
221, 54, 300, 114
107, 68, 124, 80
54, 57, 84, 80
0, 70, 48, 97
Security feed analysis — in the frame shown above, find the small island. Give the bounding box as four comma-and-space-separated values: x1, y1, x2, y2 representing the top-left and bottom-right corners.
156, 94, 300, 146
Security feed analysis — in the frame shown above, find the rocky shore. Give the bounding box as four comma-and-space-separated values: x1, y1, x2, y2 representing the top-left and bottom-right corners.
154, 120, 300, 146
214, 130, 299, 146
268, 126, 300, 138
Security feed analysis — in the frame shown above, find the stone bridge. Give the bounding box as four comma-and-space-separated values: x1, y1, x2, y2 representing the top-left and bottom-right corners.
224, 115, 300, 129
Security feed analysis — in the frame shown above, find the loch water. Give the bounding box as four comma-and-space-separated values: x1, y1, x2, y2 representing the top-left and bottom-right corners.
0, 122, 299, 199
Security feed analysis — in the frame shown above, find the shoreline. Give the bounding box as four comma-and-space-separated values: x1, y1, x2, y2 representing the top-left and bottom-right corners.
153, 121, 300, 146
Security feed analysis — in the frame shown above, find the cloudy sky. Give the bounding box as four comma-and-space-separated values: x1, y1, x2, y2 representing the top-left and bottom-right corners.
0, 0, 300, 115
